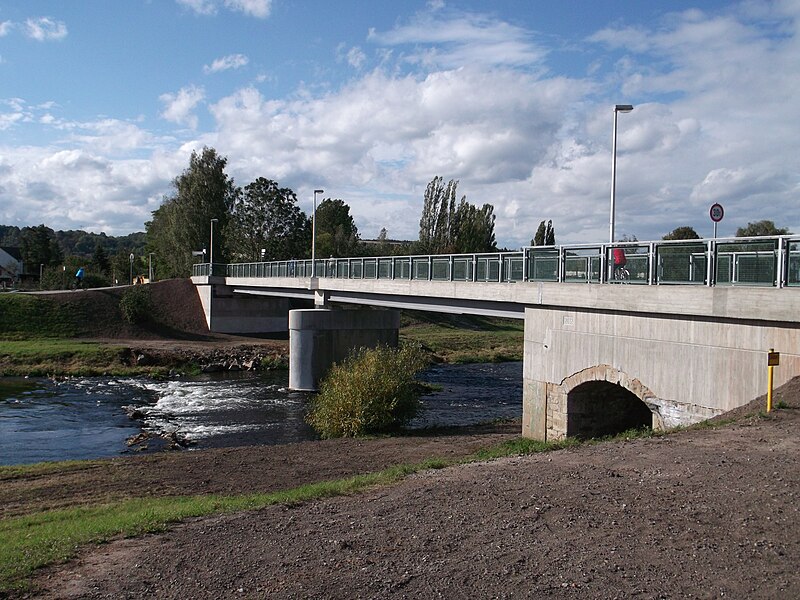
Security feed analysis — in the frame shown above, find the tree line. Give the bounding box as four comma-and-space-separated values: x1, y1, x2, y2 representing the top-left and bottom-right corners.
146, 147, 504, 279
1, 144, 792, 287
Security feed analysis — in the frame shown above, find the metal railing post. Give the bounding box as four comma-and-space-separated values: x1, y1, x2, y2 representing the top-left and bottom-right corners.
523, 248, 529, 282
648, 242, 656, 285
706, 240, 714, 286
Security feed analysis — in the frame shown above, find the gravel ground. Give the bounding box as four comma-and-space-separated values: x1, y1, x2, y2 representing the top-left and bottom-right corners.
14, 379, 800, 600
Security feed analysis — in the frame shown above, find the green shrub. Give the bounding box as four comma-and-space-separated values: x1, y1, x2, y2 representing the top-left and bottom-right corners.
306, 344, 430, 438
119, 285, 152, 324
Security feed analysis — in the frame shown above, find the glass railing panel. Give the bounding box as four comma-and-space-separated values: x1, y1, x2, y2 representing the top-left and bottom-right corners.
412, 258, 429, 280
562, 247, 601, 282
528, 249, 558, 281
351, 261, 363, 279
378, 258, 392, 279
715, 240, 777, 286
431, 258, 450, 280
607, 245, 648, 283
656, 243, 706, 284
788, 244, 800, 286
506, 257, 523, 282
453, 258, 471, 281
364, 259, 377, 278
394, 258, 412, 279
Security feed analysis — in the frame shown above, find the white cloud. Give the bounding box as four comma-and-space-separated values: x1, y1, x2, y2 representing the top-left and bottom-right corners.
369, 9, 547, 70
159, 85, 205, 129
3, 3, 800, 245
204, 54, 249, 74
224, 0, 271, 19
177, 0, 272, 18
347, 46, 366, 69
0, 21, 12, 36
176, 0, 217, 16
24, 17, 68, 41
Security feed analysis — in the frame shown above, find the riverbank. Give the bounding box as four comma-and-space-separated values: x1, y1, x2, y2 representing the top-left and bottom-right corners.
0, 278, 524, 376
3, 377, 799, 598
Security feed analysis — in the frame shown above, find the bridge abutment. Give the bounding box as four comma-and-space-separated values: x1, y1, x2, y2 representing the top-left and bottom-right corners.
194, 281, 296, 333
523, 306, 800, 441
288, 308, 400, 391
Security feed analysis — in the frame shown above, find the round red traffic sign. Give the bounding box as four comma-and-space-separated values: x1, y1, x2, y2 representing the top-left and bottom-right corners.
709, 203, 724, 223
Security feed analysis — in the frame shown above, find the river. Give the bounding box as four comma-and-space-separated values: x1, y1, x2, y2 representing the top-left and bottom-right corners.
0, 362, 522, 466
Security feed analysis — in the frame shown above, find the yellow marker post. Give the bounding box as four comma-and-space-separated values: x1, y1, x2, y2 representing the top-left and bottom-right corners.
767, 348, 780, 412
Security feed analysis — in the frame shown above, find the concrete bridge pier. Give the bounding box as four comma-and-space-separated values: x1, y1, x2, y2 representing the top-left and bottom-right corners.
289, 308, 400, 391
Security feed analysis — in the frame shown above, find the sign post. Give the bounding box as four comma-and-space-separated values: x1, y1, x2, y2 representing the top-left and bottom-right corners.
709, 203, 724, 238
767, 348, 780, 412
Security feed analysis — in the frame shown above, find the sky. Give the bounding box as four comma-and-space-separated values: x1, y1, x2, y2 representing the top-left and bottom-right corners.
1, 0, 799, 248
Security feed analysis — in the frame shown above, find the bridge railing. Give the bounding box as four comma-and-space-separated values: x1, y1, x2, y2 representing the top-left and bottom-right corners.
192, 235, 800, 288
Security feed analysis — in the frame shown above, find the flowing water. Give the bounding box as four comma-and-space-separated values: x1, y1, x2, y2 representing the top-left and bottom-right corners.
0, 362, 522, 466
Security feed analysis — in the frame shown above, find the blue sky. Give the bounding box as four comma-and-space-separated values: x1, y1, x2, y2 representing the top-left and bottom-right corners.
1, 0, 798, 247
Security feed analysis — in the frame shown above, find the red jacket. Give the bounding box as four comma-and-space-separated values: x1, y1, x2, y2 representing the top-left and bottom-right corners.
613, 248, 627, 266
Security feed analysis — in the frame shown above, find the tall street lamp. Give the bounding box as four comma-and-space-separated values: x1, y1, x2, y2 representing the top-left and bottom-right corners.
209, 218, 219, 269
609, 104, 634, 244
311, 189, 324, 277
148, 253, 155, 282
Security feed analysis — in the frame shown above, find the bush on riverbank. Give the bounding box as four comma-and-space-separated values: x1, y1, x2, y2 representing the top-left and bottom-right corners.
306, 344, 429, 438
119, 285, 152, 324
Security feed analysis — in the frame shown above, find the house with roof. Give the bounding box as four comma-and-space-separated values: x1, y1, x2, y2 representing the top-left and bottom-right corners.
0, 247, 23, 288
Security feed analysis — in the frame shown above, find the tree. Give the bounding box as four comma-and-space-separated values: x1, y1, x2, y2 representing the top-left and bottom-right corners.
92, 242, 111, 276
146, 147, 238, 278
226, 177, 310, 262
453, 199, 496, 253
419, 176, 460, 253
736, 220, 790, 237
315, 198, 361, 258
418, 177, 496, 254
662, 226, 700, 240
20, 225, 63, 272
531, 220, 555, 246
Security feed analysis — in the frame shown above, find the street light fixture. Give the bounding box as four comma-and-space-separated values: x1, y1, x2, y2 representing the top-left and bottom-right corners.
609, 104, 634, 244
311, 189, 324, 277
209, 218, 219, 269
148, 253, 155, 282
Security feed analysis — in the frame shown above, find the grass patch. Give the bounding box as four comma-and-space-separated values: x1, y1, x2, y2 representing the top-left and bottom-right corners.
0, 340, 133, 377
400, 311, 523, 363
0, 295, 81, 339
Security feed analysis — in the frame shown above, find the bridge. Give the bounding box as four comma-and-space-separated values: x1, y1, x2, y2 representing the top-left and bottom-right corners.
191, 235, 800, 441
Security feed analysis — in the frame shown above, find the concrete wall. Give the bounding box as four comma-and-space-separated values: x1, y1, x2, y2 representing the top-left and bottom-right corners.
289, 308, 400, 391
523, 306, 800, 441
194, 282, 292, 333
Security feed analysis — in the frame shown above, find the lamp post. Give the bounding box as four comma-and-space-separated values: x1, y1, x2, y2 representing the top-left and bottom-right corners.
609, 104, 634, 244
39, 264, 44, 289
148, 253, 154, 282
209, 218, 219, 271
129, 253, 134, 285
311, 189, 324, 277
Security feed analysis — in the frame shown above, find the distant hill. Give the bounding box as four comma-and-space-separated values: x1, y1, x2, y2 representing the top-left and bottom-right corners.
0, 224, 146, 259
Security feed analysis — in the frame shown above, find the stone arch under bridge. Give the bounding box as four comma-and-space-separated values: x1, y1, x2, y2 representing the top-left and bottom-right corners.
544, 365, 668, 441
